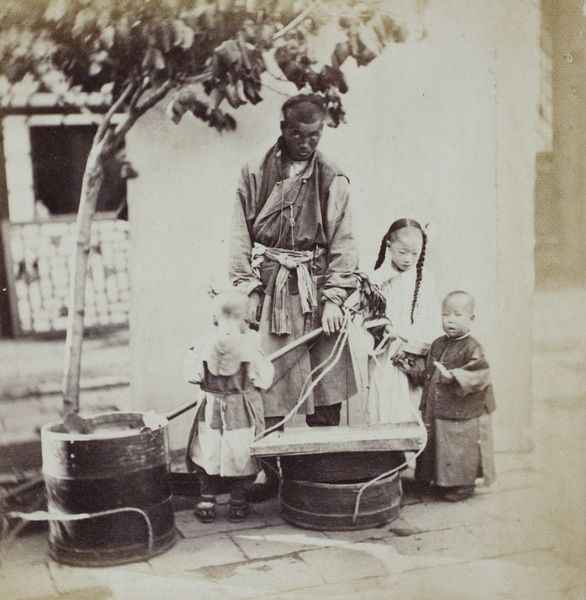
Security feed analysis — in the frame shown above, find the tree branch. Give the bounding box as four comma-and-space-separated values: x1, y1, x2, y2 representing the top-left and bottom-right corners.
113, 79, 176, 140
272, 0, 323, 41
180, 69, 212, 85
95, 81, 137, 143
135, 79, 176, 117
128, 78, 148, 113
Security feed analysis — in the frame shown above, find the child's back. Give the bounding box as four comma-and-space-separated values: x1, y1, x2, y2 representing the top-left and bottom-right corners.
184, 291, 274, 522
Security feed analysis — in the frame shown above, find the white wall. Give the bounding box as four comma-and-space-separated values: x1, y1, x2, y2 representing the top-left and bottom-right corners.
127, 0, 541, 453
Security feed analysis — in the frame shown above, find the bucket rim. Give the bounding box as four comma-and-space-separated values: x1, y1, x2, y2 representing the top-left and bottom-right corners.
283, 473, 399, 491
40, 411, 164, 441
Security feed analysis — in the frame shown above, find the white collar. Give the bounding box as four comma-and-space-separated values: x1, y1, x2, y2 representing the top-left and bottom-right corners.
448, 331, 471, 341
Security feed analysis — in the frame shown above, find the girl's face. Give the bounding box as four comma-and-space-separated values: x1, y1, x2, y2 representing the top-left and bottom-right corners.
387, 228, 423, 271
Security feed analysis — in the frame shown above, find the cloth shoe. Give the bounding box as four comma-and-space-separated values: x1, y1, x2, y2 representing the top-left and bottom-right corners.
228, 500, 250, 523
194, 497, 216, 523
443, 485, 475, 502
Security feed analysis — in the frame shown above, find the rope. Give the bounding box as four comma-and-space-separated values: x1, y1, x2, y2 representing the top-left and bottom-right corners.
255, 310, 351, 442
350, 347, 428, 524
265, 334, 322, 392
3, 505, 155, 556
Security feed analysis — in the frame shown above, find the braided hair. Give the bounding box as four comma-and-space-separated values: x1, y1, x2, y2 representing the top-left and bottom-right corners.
411, 230, 427, 325
374, 218, 427, 325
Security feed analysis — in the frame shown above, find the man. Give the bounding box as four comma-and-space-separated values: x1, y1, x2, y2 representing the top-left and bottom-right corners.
229, 93, 359, 433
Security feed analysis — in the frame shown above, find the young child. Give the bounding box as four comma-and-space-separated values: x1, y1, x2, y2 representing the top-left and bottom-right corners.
183, 290, 274, 523
366, 218, 441, 424
415, 291, 496, 501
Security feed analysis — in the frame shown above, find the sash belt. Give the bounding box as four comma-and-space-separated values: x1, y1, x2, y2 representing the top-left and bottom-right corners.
251, 243, 319, 335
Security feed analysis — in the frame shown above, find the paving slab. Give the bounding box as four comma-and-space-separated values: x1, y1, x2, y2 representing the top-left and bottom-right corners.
47, 559, 152, 595
229, 524, 332, 560
376, 556, 583, 600
0, 564, 58, 599
186, 554, 326, 599
398, 490, 500, 532
148, 534, 246, 575
389, 518, 555, 560
0, 527, 49, 568
298, 538, 468, 584
319, 523, 398, 544
251, 497, 287, 527
84, 569, 228, 600
255, 576, 388, 600
174, 506, 266, 539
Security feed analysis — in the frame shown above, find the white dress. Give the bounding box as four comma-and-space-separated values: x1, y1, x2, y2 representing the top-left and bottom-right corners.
366, 263, 441, 424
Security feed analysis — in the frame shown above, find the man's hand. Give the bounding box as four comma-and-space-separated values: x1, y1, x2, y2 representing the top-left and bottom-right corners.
321, 300, 344, 335
249, 291, 262, 330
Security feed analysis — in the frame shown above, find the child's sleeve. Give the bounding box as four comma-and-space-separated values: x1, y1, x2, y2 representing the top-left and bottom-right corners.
183, 339, 206, 385
451, 345, 492, 396
249, 352, 275, 390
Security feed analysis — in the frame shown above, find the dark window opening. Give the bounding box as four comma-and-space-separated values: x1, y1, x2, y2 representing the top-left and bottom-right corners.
30, 125, 126, 216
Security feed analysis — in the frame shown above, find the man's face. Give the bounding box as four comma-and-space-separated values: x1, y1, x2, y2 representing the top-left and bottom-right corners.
281, 117, 324, 161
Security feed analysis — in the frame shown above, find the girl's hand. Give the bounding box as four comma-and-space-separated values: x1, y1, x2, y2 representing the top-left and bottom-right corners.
391, 349, 409, 367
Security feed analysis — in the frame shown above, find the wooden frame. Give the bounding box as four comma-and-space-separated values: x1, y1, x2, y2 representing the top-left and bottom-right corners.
250, 423, 426, 457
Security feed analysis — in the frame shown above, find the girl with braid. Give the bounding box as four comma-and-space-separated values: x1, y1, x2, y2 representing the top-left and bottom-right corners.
366, 218, 442, 424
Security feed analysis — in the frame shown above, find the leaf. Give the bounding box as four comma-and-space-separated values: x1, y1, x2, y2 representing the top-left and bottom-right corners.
100, 26, 115, 50
142, 47, 166, 72
215, 39, 243, 73
157, 21, 174, 54
88, 61, 103, 76
166, 85, 199, 124
172, 19, 195, 50
332, 41, 350, 69
72, 8, 97, 38
242, 76, 262, 104
44, 0, 68, 23
356, 23, 382, 60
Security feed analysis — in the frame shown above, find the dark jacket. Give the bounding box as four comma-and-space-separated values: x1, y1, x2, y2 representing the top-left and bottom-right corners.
419, 334, 496, 420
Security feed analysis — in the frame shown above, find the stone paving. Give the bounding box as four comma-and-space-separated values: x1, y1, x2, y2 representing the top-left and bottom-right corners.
0, 288, 584, 599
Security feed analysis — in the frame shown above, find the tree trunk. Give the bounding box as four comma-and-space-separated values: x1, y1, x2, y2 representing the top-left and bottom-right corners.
61, 137, 108, 415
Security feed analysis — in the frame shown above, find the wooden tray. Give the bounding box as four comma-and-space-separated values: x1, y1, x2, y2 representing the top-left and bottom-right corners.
250, 423, 426, 457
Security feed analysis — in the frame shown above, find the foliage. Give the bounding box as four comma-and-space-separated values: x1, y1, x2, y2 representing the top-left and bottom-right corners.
0, 0, 410, 414
0, 0, 409, 133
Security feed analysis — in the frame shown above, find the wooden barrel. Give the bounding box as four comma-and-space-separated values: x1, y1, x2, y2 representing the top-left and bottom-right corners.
281, 475, 402, 531
41, 413, 176, 567
280, 451, 406, 483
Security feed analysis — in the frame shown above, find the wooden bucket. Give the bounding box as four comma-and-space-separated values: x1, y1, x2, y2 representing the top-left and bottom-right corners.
280, 451, 406, 483
41, 412, 177, 567
281, 474, 402, 531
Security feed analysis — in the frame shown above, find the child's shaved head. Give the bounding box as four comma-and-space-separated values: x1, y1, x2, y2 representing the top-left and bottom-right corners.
441, 291, 475, 338
213, 290, 250, 328
443, 291, 475, 315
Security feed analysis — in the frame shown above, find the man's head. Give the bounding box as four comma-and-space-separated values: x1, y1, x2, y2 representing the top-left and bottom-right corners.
213, 290, 250, 334
280, 94, 326, 161
441, 291, 475, 338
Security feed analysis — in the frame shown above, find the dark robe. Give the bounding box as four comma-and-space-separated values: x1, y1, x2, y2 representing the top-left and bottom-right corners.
416, 333, 496, 487
229, 140, 359, 418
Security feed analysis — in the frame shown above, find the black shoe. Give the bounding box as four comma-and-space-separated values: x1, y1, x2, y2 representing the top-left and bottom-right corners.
443, 486, 475, 502
194, 499, 216, 523
228, 501, 250, 523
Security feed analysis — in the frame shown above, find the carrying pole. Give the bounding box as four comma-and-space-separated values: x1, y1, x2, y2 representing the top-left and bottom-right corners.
164, 328, 324, 424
